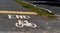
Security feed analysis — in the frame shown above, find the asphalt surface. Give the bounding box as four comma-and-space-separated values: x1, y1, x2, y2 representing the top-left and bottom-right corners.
0, 0, 60, 33
0, 0, 32, 11
0, 14, 60, 33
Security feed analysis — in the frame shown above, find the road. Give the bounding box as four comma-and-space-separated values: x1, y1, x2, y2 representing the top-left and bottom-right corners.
0, 0, 32, 11
0, 0, 60, 33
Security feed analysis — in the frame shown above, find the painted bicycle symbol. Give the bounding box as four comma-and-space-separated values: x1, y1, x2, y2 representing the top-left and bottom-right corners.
15, 20, 37, 28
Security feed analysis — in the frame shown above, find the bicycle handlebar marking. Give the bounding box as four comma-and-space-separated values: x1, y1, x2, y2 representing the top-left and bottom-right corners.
15, 20, 37, 28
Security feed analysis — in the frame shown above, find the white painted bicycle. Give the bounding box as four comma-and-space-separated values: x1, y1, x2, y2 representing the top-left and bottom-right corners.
15, 20, 37, 28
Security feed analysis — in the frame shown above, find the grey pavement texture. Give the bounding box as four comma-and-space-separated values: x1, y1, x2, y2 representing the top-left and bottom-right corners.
0, 14, 60, 33
0, 0, 31, 11
0, 0, 60, 33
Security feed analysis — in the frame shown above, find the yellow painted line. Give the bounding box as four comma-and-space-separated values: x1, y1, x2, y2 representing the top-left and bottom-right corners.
0, 11, 37, 15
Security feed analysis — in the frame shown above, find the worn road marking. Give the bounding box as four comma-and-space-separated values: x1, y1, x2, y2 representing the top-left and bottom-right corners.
15, 20, 37, 28
8, 15, 12, 19
0, 11, 37, 15
8, 15, 31, 19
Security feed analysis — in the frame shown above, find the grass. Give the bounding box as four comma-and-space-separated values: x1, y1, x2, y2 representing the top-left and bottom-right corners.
15, 0, 55, 18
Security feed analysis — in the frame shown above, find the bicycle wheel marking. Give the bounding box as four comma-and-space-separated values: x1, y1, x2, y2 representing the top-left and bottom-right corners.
15, 20, 37, 28
8, 14, 37, 28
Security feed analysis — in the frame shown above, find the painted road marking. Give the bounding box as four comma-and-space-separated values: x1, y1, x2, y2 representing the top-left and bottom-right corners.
15, 20, 37, 28
16, 15, 27, 19
0, 11, 37, 15
8, 15, 16, 19
8, 15, 31, 19
8, 15, 12, 19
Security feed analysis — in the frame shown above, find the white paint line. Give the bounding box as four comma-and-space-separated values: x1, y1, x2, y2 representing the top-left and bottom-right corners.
23, 15, 27, 19
16, 15, 19, 19
8, 15, 31, 19
19, 15, 23, 19
8, 15, 11, 19
18, 20, 22, 25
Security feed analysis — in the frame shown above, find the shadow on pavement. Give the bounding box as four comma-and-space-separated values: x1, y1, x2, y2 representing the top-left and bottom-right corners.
33, 1, 60, 7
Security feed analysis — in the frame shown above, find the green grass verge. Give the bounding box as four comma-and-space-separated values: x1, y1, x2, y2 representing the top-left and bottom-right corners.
15, 0, 55, 18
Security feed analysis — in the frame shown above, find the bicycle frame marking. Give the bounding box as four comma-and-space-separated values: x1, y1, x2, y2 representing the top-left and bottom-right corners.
15, 20, 37, 28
